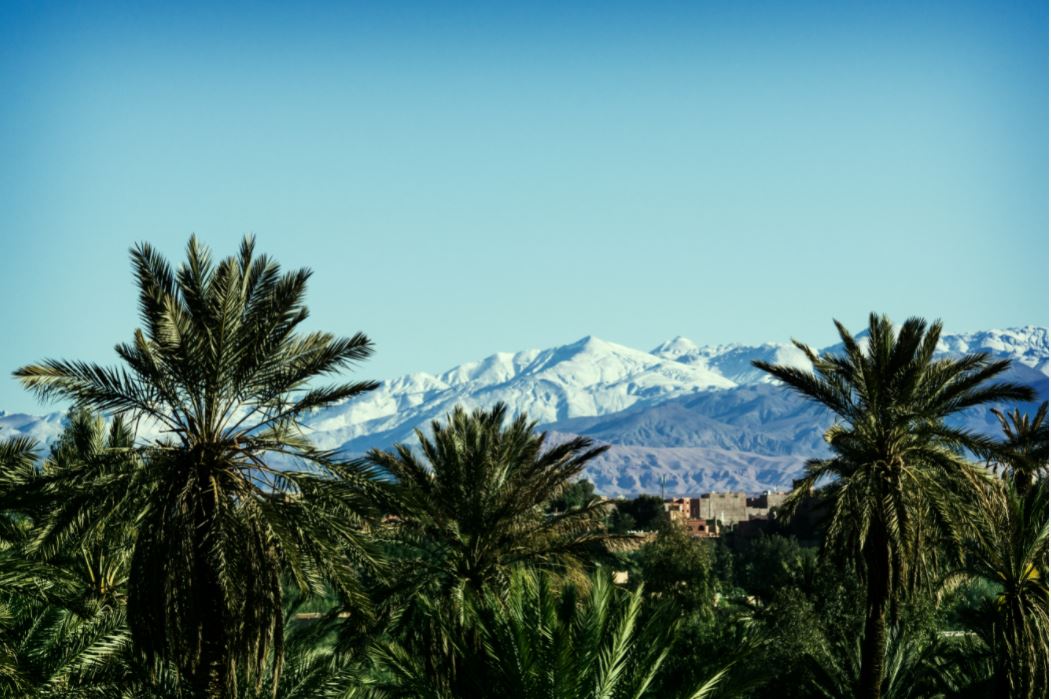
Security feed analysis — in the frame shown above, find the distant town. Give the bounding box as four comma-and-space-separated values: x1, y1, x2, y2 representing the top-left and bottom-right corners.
594, 488, 804, 544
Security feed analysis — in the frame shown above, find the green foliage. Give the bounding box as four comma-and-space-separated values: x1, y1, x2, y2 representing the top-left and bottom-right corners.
810, 616, 953, 698
989, 401, 1048, 494
472, 570, 726, 699
749, 588, 831, 696
706, 542, 865, 698
611, 495, 669, 533
607, 508, 637, 534
362, 403, 612, 692
0, 415, 163, 697
734, 534, 819, 600
635, 526, 717, 619
361, 569, 727, 699
547, 478, 597, 513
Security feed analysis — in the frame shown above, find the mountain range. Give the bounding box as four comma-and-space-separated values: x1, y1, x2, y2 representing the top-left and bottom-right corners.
1, 326, 1047, 496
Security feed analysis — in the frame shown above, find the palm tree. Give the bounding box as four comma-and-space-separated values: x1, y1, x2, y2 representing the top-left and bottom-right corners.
753, 313, 1032, 699
14, 236, 382, 697
0, 416, 142, 697
0, 436, 38, 548
962, 477, 1048, 698
989, 401, 1048, 494
0, 412, 132, 696
367, 403, 610, 604
0, 435, 42, 695
3, 409, 137, 590
363, 570, 726, 699
364, 403, 611, 691
809, 618, 978, 699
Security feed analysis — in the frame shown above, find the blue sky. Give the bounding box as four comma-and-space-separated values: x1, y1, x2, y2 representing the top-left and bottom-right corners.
0, 0, 1047, 414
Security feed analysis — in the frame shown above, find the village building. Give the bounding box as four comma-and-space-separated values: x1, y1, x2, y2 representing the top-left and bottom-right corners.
663, 490, 789, 538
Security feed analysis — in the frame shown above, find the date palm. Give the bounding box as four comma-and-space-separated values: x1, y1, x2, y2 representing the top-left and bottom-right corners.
364, 403, 611, 690
366, 403, 610, 604
964, 477, 1048, 698
753, 313, 1032, 699
989, 401, 1048, 494
0, 435, 43, 694
0, 419, 140, 697
1, 410, 137, 592
0, 436, 37, 549
14, 236, 382, 697
810, 618, 984, 699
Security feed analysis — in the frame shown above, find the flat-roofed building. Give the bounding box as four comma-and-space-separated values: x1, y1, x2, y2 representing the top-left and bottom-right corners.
697, 492, 749, 525
665, 490, 791, 528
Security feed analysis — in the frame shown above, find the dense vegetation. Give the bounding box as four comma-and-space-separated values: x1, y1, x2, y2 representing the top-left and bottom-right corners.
0, 238, 1045, 698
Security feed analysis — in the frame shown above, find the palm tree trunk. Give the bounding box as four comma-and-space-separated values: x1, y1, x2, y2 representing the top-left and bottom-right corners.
190, 468, 229, 699
858, 527, 890, 699
1012, 469, 1030, 496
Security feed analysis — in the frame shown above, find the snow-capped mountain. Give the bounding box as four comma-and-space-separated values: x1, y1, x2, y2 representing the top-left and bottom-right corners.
303, 335, 736, 453
2, 326, 1047, 495
0, 411, 67, 445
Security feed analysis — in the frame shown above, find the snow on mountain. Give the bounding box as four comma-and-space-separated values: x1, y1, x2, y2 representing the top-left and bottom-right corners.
304, 335, 736, 451
937, 326, 1049, 375
650, 326, 1049, 388
650, 336, 700, 360
654, 340, 812, 386
2, 326, 1047, 495
0, 411, 67, 447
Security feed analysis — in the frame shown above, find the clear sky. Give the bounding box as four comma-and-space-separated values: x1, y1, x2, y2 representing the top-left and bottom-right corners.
0, 0, 1047, 414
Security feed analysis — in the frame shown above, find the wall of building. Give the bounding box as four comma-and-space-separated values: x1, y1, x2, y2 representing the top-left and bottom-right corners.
697, 492, 749, 525
664, 490, 791, 529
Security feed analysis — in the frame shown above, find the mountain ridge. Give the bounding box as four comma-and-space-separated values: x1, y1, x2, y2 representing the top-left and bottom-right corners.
2, 325, 1047, 495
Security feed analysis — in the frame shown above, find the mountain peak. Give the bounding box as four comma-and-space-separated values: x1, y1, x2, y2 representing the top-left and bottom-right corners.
651, 336, 700, 358
564, 335, 618, 351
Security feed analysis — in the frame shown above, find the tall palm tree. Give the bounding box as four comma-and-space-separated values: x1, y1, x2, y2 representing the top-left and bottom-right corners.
14, 236, 382, 697
989, 401, 1048, 494
962, 477, 1048, 698
753, 313, 1032, 699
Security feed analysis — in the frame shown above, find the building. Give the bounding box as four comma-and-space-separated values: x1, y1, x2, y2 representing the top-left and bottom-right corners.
746, 490, 788, 520
697, 492, 749, 524
664, 497, 691, 525
664, 490, 790, 534
683, 517, 718, 538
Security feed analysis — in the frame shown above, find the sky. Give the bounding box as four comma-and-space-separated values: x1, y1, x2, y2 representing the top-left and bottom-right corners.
0, 0, 1047, 414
